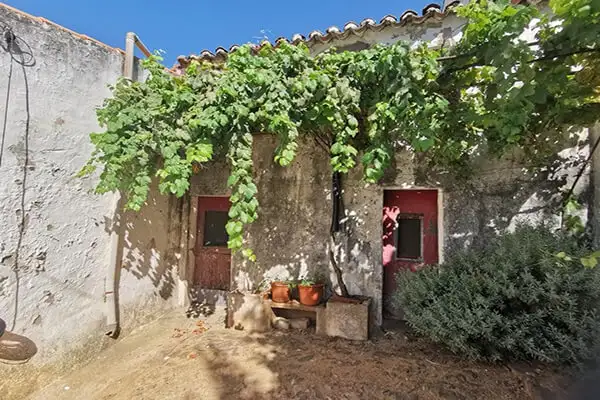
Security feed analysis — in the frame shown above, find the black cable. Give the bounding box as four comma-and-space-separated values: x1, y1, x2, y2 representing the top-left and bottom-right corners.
0, 54, 11, 166
0, 22, 35, 332
331, 172, 342, 233
1, 25, 35, 67
10, 57, 30, 331
1, 24, 34, 167
562, 132, 600, 208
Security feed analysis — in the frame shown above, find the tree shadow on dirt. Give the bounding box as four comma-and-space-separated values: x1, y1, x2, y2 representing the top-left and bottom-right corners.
186, 288, 222, 318
186, 318, 567, 400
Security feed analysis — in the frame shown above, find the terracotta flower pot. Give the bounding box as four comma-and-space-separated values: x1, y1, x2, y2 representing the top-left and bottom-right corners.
271, 282, 290, 303
298, 283, 324, 306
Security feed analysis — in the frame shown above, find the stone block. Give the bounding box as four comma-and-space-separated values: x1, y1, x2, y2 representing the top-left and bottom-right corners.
272, 317, 290, 330
226, 292, 272, 332
316, 297, 371, 341
289, 317, 310, 330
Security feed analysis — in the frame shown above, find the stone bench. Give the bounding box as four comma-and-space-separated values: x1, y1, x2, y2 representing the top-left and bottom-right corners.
226, 292, 371, 340
265, 299, 323, 329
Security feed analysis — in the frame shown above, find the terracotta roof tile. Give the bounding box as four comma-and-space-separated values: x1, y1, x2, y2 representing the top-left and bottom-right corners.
173, 1, 461, 73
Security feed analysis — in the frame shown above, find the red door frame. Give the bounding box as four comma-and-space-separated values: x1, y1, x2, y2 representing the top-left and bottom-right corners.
194, 196, 231, 290
382, 189, 440, 318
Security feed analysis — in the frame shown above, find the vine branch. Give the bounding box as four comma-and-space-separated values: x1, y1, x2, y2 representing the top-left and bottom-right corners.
80, 0, 600, 272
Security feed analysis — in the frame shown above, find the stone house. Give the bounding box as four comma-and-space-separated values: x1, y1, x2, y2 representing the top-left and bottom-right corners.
0, 0, 597, 366
172, 1, 597, 325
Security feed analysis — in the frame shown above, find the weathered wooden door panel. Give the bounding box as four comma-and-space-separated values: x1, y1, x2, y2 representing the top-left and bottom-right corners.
382, 190, 438, 319
194, 196, 231, 290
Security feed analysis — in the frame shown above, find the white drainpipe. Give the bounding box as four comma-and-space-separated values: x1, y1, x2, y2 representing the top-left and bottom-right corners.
104, 194, 122, 338
104, 32, 151, 338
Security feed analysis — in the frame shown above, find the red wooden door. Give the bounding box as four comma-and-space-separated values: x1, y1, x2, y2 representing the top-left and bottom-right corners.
194, 196, 231, 290
382, 190, 438, 319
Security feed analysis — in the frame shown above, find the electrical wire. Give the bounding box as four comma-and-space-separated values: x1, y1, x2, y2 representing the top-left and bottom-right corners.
563, 134, 600, 207
10, 56, 30, 331
1, 25, 35, 66
1, 24, 34, 167
0, 54, 11, 167
0, 21, 35, 331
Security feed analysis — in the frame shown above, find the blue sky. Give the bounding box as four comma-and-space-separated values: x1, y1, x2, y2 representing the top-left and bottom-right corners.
4, 0, 431, 65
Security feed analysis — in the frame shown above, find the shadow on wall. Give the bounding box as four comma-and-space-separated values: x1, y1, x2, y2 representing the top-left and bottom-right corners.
186, 288, 226, 319
102, 185, 181, 322
125, 189, 178, 299
421, 140, 591, 255
186, 301, 216, 319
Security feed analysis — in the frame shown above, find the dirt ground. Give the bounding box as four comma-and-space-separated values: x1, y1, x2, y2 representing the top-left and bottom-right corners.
2, 308, 568, 400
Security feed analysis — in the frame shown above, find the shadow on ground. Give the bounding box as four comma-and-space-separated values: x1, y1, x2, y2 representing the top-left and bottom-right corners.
8, 309, 571, 400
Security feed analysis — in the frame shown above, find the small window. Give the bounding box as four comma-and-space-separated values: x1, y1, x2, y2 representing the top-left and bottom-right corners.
396, 214, 422, 260
203, 211, 229, 247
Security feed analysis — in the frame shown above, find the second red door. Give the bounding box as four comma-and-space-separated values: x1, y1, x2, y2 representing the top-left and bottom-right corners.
382, 189, 439, 319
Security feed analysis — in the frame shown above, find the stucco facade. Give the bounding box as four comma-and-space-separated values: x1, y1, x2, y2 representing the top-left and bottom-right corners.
180, 8, 592, 325
0, 4, 177, 363
186, 132, 589, 326
0, 0, 595, 367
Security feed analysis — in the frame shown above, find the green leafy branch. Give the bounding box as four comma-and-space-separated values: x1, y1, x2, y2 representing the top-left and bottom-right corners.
81, 0, 600, 259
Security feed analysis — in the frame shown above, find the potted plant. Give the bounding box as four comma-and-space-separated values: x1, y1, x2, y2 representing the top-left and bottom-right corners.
298, 278, 324, 306
270, 280, 291, 303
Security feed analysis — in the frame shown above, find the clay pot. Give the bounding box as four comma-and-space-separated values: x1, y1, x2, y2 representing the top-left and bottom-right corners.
298, 283, 324, 306
271, 282, 290, 303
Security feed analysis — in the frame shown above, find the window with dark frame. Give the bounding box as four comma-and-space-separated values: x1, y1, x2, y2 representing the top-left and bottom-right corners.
202, 211, 229, 247
396, 213, 423, 260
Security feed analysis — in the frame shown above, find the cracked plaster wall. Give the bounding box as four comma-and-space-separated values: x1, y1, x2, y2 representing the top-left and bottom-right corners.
0, 5, 177, 362
190, 132, 590, 327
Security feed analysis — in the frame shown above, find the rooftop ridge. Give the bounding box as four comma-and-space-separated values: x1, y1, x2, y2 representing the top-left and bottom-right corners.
173, 1, 461, 71
0, 2, 124, 55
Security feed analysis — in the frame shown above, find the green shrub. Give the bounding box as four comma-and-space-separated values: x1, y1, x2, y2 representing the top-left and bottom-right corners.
395, 225, 600, 364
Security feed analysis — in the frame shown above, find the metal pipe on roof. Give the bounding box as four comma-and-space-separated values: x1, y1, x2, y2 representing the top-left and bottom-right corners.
123, 32, 135, 80
123, 32, 151, 80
